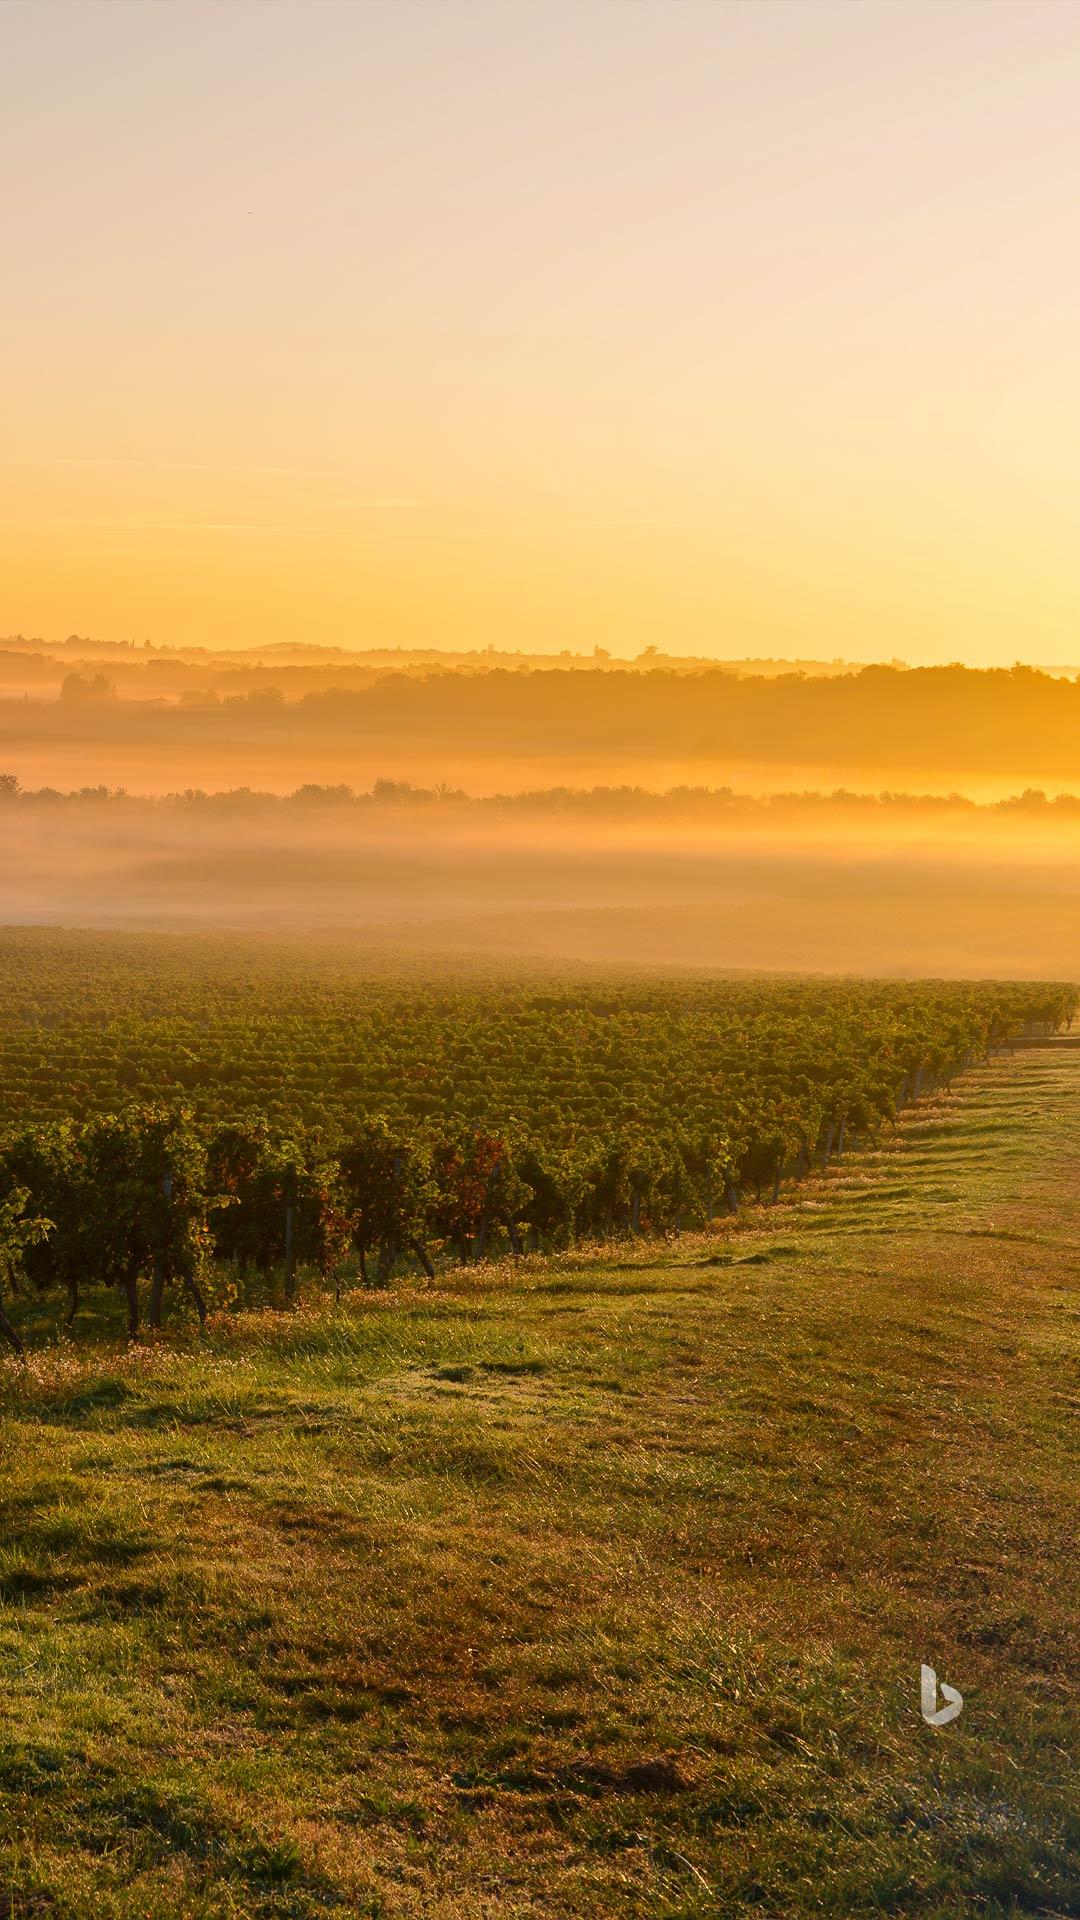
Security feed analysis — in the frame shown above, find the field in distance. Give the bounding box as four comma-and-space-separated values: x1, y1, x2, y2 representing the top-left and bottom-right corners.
0, 1040, 1078, 1916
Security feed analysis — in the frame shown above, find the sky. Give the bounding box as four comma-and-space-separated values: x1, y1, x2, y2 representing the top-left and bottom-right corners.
3, 0, 1080, 664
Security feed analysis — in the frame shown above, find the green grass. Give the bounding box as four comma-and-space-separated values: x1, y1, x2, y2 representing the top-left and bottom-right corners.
0, 1045, 1078, 1916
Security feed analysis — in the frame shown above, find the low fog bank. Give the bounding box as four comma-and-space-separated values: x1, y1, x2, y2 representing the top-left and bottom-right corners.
361, 891, 1080, 979
3, 785, 1080, 976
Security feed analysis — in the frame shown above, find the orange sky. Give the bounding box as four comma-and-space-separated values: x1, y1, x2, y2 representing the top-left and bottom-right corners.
4, 0, 1080, 662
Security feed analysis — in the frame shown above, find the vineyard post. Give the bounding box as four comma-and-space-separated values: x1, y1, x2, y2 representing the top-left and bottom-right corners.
409, 1236, 436, 1278
475, 1157, 499, 1260
378, 1151, 404, 1282
0, 1298, 23, 1354
123, 1259, 140, 1338
148, 1169, 173, 1329
284, 1191, 296, 1304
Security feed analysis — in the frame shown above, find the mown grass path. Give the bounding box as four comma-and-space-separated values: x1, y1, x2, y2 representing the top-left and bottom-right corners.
1, 1043, 1078, 1917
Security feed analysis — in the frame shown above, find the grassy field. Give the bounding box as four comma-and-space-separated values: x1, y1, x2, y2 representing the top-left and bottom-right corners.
1, 1042, 1078, 1918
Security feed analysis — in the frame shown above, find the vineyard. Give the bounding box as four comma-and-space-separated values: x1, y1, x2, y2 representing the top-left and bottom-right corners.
0, 932, 1073, 1346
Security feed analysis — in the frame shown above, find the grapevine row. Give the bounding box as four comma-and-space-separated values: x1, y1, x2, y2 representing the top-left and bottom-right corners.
0, 945, 1071, 1347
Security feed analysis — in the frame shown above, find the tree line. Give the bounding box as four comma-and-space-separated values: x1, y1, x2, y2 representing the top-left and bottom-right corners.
11, 662, 1080, 781
8, 771, 1080, 819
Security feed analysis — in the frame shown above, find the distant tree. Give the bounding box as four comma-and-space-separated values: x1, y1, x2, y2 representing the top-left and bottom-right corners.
243, 686, 285, 711
59, 671, 115, 702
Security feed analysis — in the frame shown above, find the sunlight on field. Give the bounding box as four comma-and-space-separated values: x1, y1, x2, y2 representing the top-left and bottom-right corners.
1, 1043, 1077, 1916
5, 3, 1080, 1910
